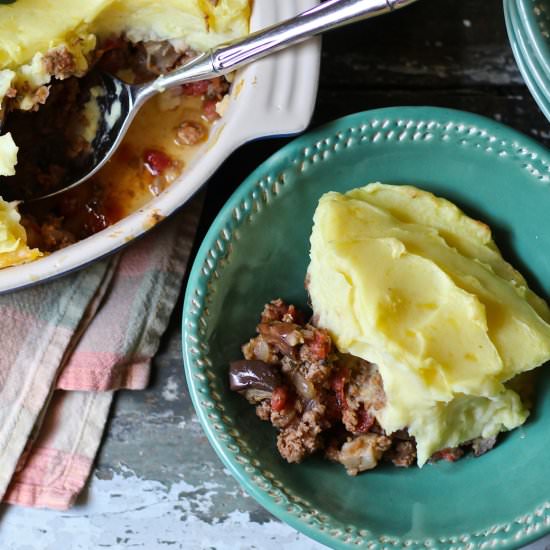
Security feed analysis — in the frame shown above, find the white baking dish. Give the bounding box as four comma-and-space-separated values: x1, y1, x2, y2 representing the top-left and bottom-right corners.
0, 0, 320, 293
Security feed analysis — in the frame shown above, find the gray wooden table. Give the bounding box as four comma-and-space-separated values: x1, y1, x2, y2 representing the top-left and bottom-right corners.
3, 1, 550, 548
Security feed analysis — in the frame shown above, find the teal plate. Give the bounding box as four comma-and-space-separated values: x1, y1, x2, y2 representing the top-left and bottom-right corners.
182, 107, 550, 550
505, 0, 550, 122
505, 1, 550, 121
516, 0, 550, 80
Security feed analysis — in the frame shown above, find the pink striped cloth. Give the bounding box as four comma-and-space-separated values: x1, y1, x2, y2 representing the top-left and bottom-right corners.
0, 195, 203, 510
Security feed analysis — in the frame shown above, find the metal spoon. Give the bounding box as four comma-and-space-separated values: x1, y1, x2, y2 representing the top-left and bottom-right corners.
21, 0, 418, 201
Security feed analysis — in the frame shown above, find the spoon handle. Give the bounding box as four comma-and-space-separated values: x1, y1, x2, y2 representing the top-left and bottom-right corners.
135, 0, 417, 103
212, 0, 415, 71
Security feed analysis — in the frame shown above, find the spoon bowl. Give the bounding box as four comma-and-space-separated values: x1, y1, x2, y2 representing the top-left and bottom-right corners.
35, 73, 136, 201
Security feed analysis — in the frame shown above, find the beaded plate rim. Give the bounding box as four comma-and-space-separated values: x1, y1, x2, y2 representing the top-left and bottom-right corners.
182, 107, 550, 550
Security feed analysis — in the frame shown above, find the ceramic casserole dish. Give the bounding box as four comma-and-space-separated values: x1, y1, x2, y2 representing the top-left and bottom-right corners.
0, 0, 321, 293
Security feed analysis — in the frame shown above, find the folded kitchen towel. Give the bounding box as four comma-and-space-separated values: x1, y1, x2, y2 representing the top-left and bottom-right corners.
0, 195, 203, 510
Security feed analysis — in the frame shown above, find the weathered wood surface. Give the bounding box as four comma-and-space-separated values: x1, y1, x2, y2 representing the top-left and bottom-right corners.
3, 0, 550, 548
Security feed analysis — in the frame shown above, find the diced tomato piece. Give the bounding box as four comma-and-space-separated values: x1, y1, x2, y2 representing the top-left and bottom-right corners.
271, 386, 289, 412
202, 99, 219, 122
143, 149, 172, 176
355, 407, 375, 433
432, 448, 462, 462
181, 80, 210, 96
331, 365, 349, 411
308, 329, 331, 361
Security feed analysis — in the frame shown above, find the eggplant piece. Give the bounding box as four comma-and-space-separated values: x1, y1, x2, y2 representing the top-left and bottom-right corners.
471, 436, 497, 457
257, 322, 304, 357
229, 360, 283, 403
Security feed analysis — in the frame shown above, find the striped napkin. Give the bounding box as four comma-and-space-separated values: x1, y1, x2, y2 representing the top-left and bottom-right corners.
0, 195, 202, 510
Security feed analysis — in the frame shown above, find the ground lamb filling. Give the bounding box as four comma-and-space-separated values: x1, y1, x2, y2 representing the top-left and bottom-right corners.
230, 299, 497, 475
0, 38, 229, 253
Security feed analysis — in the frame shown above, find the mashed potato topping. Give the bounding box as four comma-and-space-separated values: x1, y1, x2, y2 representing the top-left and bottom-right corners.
0, 197, 40, 268
308, 183, 550, 465
0, 0, 250, 108
0, 133, 18, 177
0, 0, 250, 70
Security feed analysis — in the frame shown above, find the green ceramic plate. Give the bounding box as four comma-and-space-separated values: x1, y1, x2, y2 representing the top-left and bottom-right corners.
182, 107, 550, 550
505, 0, 550, 122
505, 1, 550, 120
517, 0, 550, 80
